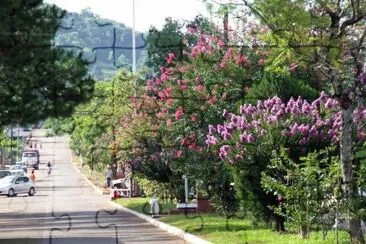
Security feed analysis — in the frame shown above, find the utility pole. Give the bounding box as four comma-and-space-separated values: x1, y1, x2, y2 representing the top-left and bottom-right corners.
132, 0, 136, 73
10, 126, 13, 164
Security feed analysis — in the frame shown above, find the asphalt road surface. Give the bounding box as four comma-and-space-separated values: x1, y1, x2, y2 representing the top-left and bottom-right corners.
0, 129, 186, 244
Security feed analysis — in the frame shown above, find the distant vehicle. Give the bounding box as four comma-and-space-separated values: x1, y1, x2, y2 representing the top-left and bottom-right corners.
0, 175, 35, 197
15, 161, 28, 173
10, 169, 24, 176
22, 150, 40, 169
0, 170, 11, 179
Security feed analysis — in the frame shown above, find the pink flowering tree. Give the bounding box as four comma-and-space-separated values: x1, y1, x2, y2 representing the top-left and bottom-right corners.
128, 24, 270, 201
207, 93, 366, 222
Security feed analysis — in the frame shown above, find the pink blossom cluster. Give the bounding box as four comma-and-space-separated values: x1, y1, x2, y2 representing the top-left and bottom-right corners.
166, 52, 175, 64
219, 47, 253, 69
190, 35, 225, 59
207, 92, 366, 162
175, 107, 184, 120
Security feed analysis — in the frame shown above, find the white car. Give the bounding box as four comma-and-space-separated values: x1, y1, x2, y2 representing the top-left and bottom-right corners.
0, 175, 35, 197
10, 169, 25, 176
15, 161, 28, 173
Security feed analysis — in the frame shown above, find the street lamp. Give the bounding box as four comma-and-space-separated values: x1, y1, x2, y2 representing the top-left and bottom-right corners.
132, 0, 136, 74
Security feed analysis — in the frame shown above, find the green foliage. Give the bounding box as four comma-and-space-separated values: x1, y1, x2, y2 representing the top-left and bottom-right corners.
145, 16, 219, 73
145, 18, 185, 73
68, 70, 136, 169
354, 144, 366, 221
0, 128, 23, 162
261, 147, 343, 238
0, 0, 95, 126
355, 144, 366, 191
44, 117, 74, 135
208, 161, 238, 217
134, 176, 174, 199
246, 71, 318, 102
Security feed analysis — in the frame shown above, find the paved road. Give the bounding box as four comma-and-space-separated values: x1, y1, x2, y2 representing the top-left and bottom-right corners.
0, 129, 185, 244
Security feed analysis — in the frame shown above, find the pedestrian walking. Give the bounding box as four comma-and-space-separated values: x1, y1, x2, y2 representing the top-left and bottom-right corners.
29, 170, 36, 184
47, 161, 52, 175
105, 165, 113, 188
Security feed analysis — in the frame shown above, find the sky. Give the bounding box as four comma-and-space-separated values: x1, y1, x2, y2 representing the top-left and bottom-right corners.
44, 0, 209, 32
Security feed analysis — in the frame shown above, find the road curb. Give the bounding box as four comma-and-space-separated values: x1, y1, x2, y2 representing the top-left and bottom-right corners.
109, 200, 212, 244
71, 162, 103, 195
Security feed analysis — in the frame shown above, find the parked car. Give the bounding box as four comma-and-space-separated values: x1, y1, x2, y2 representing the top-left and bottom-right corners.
0, 175, 35, 197
14, 162, 27, 173
22, 150, 40, 169
10, 169, 25, 176
0, 170, 11, 179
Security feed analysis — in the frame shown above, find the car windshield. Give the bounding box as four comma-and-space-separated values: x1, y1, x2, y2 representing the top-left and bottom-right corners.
23, 152, 37, 157
0, 176, 15, 184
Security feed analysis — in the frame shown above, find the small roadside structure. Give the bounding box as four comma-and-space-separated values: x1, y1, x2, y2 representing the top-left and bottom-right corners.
150, 195, 160, 218
176, 175, 198, 210
110, 178, 131, 199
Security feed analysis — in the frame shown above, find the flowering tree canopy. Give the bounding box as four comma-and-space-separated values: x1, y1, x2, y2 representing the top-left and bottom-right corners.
207, 92, 366, 164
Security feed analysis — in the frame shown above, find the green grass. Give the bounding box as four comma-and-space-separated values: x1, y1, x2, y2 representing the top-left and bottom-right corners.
71, 153, 106, 190
116, 197, 176, 214
115, 198, 350, 244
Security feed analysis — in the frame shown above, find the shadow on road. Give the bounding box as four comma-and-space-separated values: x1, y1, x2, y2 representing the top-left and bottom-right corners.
0, 210, 183, 243
0, 237, 120, 244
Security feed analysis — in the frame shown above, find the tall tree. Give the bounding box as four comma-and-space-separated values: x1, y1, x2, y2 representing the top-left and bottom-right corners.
239, 0, 366, 242
145, 16, 219, 73
0, 0, 95, 126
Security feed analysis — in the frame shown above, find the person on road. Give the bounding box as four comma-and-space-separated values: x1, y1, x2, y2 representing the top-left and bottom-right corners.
29, 170, 36, 184
105, 165, 113, 188
47, 161, 52, 175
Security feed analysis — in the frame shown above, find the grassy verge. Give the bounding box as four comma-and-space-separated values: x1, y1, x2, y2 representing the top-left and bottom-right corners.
116, 197, 177, 214
115, 197, 350, 244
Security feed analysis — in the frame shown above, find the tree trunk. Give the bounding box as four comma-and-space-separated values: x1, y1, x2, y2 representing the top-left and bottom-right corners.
300, 225, 308, 239
350, 219, 364, 244
340, 107, 365, 244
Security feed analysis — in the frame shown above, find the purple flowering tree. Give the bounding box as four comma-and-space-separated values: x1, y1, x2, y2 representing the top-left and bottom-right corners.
207, 92, 366, 223
208, 92, 366, 162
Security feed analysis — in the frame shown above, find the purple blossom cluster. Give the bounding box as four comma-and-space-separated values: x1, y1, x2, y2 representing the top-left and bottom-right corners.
206, 92, 366, 162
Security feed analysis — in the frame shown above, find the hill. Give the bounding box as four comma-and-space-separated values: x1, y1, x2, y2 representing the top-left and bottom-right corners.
54, 8, 147, 81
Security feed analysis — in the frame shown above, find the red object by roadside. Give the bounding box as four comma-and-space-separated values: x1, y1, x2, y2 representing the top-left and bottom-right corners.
110, 187, 120, 200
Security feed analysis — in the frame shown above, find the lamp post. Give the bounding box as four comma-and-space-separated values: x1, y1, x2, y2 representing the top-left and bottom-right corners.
132, 0, 136, 74
10, 126, 13, 164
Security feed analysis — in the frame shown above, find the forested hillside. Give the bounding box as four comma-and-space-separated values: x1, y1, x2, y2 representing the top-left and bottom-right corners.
55, 8, 146, 81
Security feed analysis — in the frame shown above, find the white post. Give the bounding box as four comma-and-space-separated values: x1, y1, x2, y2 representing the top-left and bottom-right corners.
132, 0, 136, 73
183, 175, 189, 204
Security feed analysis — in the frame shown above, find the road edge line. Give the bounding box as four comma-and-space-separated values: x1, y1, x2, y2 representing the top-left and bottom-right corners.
64, 137, 103, 195
109, 200, 212, 244
71, 161, 103, 195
